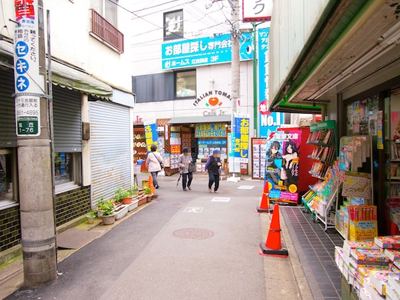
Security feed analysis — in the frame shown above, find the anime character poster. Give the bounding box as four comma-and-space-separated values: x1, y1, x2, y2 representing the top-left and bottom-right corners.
265, 133, 283, 201
279, 129, 301, 204
265, 130, 301, 204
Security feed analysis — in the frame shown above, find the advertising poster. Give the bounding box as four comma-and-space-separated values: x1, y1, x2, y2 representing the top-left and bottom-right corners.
257, 27, 284, 137
144, 120, 159, 153
265, 130, 301, 204
234, 116, 250, 163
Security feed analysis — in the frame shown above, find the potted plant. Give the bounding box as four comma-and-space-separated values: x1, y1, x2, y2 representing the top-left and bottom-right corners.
115, 187, 133, 205
127, 185, 140, 211
86, 210, 97, 224
97, 197, 105, 217
100, 200, 115, 225
144, 187, 153, 203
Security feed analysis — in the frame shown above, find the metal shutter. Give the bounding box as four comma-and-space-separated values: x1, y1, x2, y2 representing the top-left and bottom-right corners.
53, 86, 82, 152
90, 100, 131, 205
0, 69, 17, 147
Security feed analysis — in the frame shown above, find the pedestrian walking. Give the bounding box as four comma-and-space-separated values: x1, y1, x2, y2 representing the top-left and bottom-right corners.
204, 149, 222, 193
178, 147, 193, 191
146, 144, 163, 189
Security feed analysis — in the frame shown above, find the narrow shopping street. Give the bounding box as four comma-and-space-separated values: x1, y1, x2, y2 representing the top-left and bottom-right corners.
4, 174, 308, 300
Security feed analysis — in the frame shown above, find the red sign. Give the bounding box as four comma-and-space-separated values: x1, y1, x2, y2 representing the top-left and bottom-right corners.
15, 0, 35, 21
259, 100, 272, 115
171, 145, 181, 154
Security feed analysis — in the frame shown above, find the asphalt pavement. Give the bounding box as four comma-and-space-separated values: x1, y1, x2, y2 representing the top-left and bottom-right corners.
3, 172, 313, 300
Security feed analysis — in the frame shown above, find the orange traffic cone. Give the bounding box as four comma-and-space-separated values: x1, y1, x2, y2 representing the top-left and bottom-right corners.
259, 204, 288, 257
148, 175, 156, 195
257, 181, 273, 213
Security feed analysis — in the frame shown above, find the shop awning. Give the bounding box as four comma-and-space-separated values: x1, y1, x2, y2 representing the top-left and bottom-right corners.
168, 115, 231, 124
52, 60, 113, 100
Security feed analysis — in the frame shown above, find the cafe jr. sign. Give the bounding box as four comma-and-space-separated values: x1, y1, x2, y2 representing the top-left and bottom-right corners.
193, 90, 231, 116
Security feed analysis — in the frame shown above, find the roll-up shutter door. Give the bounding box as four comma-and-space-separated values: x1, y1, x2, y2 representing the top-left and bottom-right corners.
53, 86, 82, 152
0, 69, 17, 148
90, 100, 131, 204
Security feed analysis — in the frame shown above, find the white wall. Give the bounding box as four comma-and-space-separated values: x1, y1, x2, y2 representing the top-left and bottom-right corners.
133, 61, 255, 126
2, 1, 133, 92
269, 0, 330, 107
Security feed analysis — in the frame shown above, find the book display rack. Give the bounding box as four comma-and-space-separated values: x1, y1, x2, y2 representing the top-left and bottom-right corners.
302, 120, 338, 231
335, 135, 374, 240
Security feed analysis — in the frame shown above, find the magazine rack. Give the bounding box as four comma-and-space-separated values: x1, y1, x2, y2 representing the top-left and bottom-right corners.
302, 120, 338, 230
335, 135, 374, 239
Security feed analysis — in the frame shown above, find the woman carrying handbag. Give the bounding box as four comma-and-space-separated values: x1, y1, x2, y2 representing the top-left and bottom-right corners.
146, 144, 163, 189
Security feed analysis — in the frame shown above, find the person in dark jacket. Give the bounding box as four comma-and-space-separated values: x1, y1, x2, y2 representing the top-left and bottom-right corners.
204, 149, 222, 193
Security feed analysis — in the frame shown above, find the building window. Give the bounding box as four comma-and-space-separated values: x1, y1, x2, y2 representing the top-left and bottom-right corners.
164, 10, 183, 41
176, 70, 196, 98
0, 149, 16, 203
54, 152, 82, 193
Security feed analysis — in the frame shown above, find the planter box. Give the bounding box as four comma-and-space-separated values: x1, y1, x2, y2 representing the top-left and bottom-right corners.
122, 197, 132, 205
114, 205, 128, 220
102, 214, 115, 225
128, 199, 139, 211
146, 194, 153, 203
138, 196, 147, 206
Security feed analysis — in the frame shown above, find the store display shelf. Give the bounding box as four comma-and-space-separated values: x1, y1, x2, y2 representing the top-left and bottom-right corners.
308, 155, 321, 161
315, 184, 338, 232
336, 228, 346, 240
392, 159, 400, 162
307, 141, 330, 147
308, 171, 325, 180
391, 177, 400, 181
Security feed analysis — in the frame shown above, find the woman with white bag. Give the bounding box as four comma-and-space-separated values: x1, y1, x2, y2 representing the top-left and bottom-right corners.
146, 144, 163, 189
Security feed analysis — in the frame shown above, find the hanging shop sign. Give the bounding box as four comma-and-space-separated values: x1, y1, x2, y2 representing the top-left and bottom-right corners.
195, 123, 226, 138
193, 90, 231, 116
161, 32, 253, 69
144, 120, 159, 153
234, 116, 250, 163
14, 0, 43, 136
265, 129, 301, 204
242, 0, 273, 22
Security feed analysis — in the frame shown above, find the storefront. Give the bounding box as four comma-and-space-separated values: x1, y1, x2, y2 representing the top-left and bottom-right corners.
162, 116, 231, 175
267, 1, 400, 298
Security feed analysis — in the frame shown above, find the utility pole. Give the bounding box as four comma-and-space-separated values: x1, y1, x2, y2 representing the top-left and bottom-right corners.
227, 0, 241, 181
14, 0, 57, 287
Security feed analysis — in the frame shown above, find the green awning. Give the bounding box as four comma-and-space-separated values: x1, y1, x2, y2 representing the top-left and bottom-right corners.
168, 115, 232, 124
51, 60, 113, 100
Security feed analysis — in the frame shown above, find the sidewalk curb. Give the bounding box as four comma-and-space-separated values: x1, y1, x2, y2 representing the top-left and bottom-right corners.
0, 201, 153, 299
259, 209, 313, 300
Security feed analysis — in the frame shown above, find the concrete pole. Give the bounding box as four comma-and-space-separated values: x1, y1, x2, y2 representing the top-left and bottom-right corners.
231, 0, 240, 113
228, 0, 240, 180
16, 0, 57, 287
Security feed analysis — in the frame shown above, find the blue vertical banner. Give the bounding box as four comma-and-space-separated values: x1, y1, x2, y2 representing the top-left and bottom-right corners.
144, 120, 159, 153
234, 116, 250, 163
257, 27, 284, 137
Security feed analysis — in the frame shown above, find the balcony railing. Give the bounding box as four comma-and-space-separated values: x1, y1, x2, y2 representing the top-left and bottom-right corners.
90, 9, 124, 54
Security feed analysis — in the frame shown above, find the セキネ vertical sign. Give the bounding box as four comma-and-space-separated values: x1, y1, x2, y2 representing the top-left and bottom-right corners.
14, 0, 43, 136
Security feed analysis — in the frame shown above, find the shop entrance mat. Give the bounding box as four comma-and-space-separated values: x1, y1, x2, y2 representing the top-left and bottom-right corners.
281, 207, 343, 300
